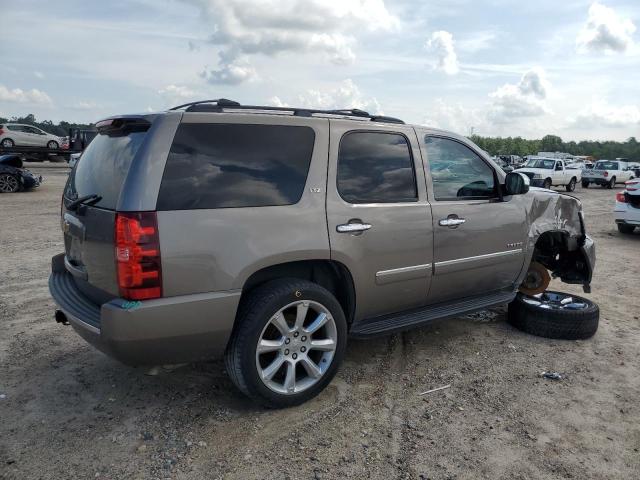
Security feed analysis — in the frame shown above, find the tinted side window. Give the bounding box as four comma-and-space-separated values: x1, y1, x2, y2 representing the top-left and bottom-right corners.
157, 124, 315, 210
424, 136, 496, 200
337, 132, 417, 204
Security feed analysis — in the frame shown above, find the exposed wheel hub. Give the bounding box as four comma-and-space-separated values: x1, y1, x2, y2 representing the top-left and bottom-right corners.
519, 261, 551, 296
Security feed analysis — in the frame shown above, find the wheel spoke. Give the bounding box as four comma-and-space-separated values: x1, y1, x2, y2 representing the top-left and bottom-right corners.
283, 361, 296, 393
261, 354, 285, 380
309, 338, 336, 352
270, 312, 290, 336
300, 357, 322, 378
295, 302, 309, 329
257, 338, 284, 354
304, 312, 328, 334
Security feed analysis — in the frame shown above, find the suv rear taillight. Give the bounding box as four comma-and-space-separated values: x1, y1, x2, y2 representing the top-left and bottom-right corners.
0, 127, 4, 135
616, 192, 627, 203
115, 212, 162, 300
603, 171, 609, 177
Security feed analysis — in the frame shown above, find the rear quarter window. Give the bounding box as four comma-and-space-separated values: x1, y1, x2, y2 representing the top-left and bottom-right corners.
156, 123, 315, 210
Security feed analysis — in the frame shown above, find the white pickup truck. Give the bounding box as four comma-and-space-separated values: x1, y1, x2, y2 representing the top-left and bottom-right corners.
582, 160, 636, 189
515, 158, 581, 191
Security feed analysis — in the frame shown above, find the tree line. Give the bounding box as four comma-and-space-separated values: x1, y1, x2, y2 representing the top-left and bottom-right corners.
0, 114, 93, 138
470, 134, 639, 161
1, 113, 638, 160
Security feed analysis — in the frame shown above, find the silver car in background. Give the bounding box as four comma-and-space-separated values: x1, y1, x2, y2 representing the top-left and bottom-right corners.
0, 123, 62, 149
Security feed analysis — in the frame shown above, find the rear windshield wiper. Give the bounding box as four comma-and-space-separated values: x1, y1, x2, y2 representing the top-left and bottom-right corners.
67, 194, 102, 211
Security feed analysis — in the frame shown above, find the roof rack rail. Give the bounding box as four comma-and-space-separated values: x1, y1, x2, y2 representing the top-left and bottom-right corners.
168, 100, 405, 124
168, 99, 241, 111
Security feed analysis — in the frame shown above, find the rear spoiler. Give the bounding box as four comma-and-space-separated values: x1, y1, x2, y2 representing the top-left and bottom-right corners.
95, 115, 153, 134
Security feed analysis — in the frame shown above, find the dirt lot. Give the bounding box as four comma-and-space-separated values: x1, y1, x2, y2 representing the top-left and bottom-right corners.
1, 163, 639, 480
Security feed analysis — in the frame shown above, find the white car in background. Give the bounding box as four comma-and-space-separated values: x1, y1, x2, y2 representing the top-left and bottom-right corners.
0, 123, 62, 149
614, 179, 640, 234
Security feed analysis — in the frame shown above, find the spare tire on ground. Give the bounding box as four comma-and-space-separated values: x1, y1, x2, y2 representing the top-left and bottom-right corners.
508, 291, 599, 340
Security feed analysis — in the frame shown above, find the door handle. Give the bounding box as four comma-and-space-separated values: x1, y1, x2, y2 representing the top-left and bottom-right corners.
439, 217, 466, 227
337, 222, 372, 233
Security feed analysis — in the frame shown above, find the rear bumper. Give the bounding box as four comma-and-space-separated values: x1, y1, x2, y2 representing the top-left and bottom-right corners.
49, 253, 241, 366
614, 202, 640, 225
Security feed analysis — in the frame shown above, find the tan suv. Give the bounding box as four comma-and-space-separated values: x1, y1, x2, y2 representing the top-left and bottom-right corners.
49, 99, 596, 407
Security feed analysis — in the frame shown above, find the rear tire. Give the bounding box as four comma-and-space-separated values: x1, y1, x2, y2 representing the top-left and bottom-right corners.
508, 291, 599, 340
225, 278, 347, 408
565, 178, 576, 192
1, 138, 14, 148
618, 223, 635, 234
47, 140, 59, 150
607, 177, 615, 189
582, 180, 589, 188
543, 178, 552, 189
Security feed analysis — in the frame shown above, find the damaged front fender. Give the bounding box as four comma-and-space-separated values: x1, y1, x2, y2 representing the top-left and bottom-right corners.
519, 188, 595, 292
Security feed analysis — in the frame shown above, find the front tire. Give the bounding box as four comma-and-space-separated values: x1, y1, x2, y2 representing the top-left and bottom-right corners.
47, 140, 59, 150
225, 278, 347, 408
0, 173, 20, 193
565, 177, 576, 192
582, 180, 589, 188
543, 178, 552, 189
1, 138, 14, 148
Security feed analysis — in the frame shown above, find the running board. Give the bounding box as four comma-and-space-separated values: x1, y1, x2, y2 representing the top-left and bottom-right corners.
350, 290, 516, 338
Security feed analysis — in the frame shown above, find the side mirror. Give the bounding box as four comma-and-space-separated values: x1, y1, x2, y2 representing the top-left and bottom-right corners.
504, 172, 530, 196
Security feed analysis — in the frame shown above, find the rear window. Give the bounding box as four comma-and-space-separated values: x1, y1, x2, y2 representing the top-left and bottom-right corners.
594, 161, 618, 170
64, 131, 147, 209
156, 123, 315, 210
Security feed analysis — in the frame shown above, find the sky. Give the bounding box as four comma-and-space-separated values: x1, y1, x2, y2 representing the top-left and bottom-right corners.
1, 0, 639, 141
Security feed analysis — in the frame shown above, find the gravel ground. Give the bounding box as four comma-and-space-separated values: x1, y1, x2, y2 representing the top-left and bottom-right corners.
1, 163, 639, 480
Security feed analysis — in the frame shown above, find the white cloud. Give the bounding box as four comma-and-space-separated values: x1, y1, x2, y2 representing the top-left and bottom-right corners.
159, 84, 197, 99
576, 2, 636, 54
422, 99, 483, 135
269, 79, 382, 114
457, 31, 496, 54
0, 84, 53, 106
426, 31, 459, 75
488, 67, 551, 123
200, 56, 257, 85
570, 100, 640, 127
184, 0, 399, 83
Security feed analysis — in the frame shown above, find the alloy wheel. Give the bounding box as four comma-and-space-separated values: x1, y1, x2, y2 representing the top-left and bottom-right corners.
0, 173, 19, 193
255, 300, 338, 395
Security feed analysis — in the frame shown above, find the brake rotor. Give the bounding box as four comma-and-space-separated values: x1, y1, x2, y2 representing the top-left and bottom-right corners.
519, 261, 551, 296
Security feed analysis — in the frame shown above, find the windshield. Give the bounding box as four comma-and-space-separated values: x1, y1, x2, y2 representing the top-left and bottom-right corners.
524, 159, 555, 169
594, 161, 618, 170
64, 131, 147, 209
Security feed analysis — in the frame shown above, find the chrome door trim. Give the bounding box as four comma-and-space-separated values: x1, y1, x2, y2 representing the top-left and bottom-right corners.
375, 263, 432, 285
434, 249, 523, 276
